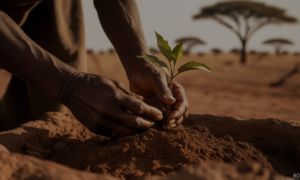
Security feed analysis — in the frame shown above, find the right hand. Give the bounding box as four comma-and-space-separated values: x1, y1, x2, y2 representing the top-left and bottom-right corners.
61, 72, 163, 137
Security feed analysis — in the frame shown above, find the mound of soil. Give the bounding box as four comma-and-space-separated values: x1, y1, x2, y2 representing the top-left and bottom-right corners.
0, 112, 297, 180
45, 125, 273, 180
0, 152, 285, 180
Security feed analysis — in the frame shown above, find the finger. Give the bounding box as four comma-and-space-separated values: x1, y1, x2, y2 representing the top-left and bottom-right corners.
131, 92, 144, 101
151, 76, 176, 105
184, 111, 189, 119
167, 82, 188, 123
168, 123, 177, 128
112, 108, 156, 130
176, 115, 184, 126
119, 94, 163, 121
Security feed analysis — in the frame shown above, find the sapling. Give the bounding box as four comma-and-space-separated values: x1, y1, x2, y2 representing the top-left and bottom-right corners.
137, 32, 211, 125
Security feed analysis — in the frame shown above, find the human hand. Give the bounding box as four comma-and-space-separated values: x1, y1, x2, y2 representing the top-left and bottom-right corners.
128, 61, 189, 127
60, 72, 163, 137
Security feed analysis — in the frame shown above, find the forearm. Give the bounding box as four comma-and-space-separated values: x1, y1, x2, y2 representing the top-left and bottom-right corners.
0, 10, 79, 102
94, 0, 149, 77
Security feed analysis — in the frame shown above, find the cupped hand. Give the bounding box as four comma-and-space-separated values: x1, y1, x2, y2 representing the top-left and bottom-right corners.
128, 61, 189, 127
61, 72, 163, 137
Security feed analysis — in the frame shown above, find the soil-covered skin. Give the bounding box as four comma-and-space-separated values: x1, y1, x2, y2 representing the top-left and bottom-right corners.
43, 125, 273, 180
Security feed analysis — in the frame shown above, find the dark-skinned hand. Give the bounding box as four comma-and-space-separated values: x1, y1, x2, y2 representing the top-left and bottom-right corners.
64, 73, 164, 137
128, 61, 189, 127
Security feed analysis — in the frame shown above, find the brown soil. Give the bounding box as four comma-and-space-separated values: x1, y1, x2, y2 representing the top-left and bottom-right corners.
0, 112, 298, 180
45, 125, 273, 180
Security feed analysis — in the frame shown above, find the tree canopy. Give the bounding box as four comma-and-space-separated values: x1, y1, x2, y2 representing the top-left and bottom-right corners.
263, 38, 293, 45
193, 1, 297, 63
262, 38, 293, 55
175, 37, 205, 55
211, 48, 222, 55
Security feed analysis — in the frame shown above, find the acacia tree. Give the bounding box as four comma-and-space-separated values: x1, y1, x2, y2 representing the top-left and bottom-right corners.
262, 38, 293, 55
211, 48, 222, 56
193, 1, 297, 64
175, 37, 205, 55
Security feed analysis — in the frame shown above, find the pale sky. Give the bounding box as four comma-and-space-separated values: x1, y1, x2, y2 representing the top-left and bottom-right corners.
82, 0, 300, 53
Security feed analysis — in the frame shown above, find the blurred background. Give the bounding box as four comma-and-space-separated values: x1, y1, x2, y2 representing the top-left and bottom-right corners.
1, 0, 299, 121
84, 0, 300, 53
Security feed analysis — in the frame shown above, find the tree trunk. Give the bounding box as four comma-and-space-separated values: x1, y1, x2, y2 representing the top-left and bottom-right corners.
240, 40, 246, 64
275, 46, 281, 55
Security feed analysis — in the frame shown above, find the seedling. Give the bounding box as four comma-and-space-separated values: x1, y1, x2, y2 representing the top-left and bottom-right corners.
137, 32, 211, 124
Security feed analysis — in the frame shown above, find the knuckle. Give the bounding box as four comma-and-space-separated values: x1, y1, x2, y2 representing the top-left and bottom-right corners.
116, 81, 124, 87
150, 68, 161, 76
174, 82, 185, 92
112, 88, 122, 102
127, 117, 141, 129
133, 101, 144, 114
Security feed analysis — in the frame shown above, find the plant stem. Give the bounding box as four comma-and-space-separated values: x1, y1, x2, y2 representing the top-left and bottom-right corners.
169, 77, 173, 91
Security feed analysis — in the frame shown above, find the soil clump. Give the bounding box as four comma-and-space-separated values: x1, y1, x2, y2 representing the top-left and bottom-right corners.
42, 124, 273, 180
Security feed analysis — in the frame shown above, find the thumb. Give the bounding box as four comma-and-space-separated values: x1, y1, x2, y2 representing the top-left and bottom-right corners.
152, 77, 176, 105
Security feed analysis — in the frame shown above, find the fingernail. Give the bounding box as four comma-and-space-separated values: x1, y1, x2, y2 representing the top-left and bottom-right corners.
169, 123, 176, 128
141, 119, 153, 127
156, 114, 163, 121
165, 94, 175, 100
169, 119, 176, 124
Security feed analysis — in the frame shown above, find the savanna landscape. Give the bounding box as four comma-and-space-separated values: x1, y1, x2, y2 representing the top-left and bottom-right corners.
0, 0, 300, 180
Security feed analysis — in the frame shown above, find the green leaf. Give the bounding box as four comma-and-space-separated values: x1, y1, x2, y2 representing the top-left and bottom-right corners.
136, 54, 170, 76
155, 32, 174, 63
178, 61, 211, 74
172, 42, 184, 65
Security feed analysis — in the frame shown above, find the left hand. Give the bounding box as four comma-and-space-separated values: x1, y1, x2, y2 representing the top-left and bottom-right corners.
128, 61, 189, 127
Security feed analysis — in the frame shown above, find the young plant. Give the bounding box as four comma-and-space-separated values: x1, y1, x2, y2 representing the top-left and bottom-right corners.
137, 32, 211, 124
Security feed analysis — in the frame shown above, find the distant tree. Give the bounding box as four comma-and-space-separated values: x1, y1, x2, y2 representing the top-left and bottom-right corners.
108, 48, 115, 54
230, 48, 240, 55
262, 38, 293, 55
149, 47, 160, 54
211, 48, 222, 55
87, 49, 94, 54
175, 37, 205, 55
249, 50, 257, 55
193, 1, 297, 64
256, 51, 269, 61
294, 52, 300, 56
197, 52, 204, 57
99, 50, 104, 55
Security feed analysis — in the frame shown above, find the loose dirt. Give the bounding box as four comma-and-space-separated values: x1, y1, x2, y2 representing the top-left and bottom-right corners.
1, 112, 298, 180
45, 125, 273, 180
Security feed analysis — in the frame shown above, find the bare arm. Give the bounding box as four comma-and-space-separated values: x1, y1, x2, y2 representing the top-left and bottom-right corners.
94, 0, 189, 125
94, 0, 148, 77
0, 10, 77, 101
0, 10, 163, 136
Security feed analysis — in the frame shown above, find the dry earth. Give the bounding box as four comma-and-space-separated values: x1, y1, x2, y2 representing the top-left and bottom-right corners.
0, 112, 296, 180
